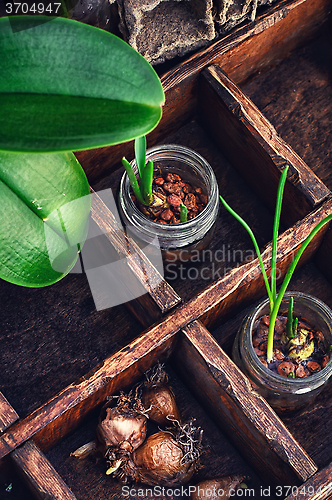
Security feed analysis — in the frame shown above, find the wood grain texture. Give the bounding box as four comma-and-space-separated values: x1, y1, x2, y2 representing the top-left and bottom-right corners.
0, 396, 76, 499
162, 0, 331, 90
198, 64, 330, 226
90, 188, 181, 322
0, 393, 19, 432
242, 31, 332, 193
199, 198, 332, 330
1, 200, 331, 460
0, 329, 178, 458
1, 5, 332, 494
284, 462, 332, 500
11, 440, 76, 500
175, 320, 317, 486
75, 0, 331, 185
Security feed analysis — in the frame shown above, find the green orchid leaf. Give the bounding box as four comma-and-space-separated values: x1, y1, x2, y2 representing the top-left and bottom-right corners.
0, 16, 165, 152
141, 159, 153, 206
0, 152, 91, 287
134, 136, 147, 179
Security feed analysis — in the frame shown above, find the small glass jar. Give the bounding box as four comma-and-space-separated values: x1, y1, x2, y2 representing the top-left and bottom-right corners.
118, 144, 219, 262
232, 292, 332, 413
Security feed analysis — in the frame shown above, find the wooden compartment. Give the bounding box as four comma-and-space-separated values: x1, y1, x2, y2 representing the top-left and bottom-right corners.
44, 362, 266, 500
1, 0, 332, 498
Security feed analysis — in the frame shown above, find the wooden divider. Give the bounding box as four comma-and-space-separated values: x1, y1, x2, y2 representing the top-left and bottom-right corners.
198, 64, 331, 226
2, 3, 332, 496
0, 392, 76, 500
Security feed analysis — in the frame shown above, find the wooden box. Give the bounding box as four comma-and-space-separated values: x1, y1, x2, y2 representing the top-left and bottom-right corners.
1, 0, 332, 498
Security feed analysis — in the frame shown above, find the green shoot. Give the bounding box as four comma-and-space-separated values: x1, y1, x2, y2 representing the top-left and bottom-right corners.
180, 203, 188, 223
219, 165, 332, 363
141, 160, 154, 206
286, 296, 297, 339
266, 211, 332, 361
134, 135, 147, 179
122, 136, 153, 206
121, 157, 145, 205
219, 196, 273, 309
271, 166, 288, 307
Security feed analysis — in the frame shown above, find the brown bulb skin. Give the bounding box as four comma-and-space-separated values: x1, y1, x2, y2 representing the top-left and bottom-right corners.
96, 407, 147, 454
126, 431, 196, 486
141, 384, 181, 426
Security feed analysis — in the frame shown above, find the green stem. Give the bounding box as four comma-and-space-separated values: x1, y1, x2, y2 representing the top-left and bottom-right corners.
134, 136, 146, 179
266, 212, 332, 362
219, 195, 273, 307
141, 159, 153, 206
286, 296, 294, 339
271, 167, 288, 304
121, 157, 145, 205
180, 203, 188, 223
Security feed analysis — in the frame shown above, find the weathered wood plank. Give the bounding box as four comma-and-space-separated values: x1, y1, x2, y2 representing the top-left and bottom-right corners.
76, 0, 331, 184
161, 0, 331, 90
0, 393, 19, 432
0, 332, 178, 458
0, 394, 76, 500
284, 462, 332, 500
174, 320, 317, 486
90, 188, 181, 326
199, 199, 332, 330
11, 441, 76, 500
198, 64, 330, 226
0, 201, 331, 458
241, 33, 332, 195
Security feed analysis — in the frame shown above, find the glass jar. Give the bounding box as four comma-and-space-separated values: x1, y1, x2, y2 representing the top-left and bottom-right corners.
232, 292, 332, 413
118, 144, 219, 263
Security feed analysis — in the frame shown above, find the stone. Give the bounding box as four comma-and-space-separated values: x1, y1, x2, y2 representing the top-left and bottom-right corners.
214, 0, 279, 34
117, 0, 215, 64
70, 0, 282, 66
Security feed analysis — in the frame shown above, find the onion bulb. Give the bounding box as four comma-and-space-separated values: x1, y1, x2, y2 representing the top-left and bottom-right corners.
96, 390, 148, 456
109, 419, 203, 486
191, 476, 249, 499
140, 363, 181, 426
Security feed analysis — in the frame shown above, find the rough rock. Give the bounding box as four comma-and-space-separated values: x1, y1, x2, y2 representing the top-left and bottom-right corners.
215, 0, 277, 34
70, 0, 281, 65
117, 0, 215, 64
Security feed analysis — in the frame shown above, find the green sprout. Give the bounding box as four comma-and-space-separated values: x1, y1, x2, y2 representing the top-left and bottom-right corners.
286, 296, 298, 339
220, 165, 332, 363
180, 203, 188, 223
123, 138, 189, 224
122, 136, 154, 206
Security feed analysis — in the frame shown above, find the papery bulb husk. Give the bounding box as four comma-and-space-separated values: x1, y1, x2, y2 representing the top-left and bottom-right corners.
141, 363, 181, 426
125, 431, 197, 486
190, 475, 250, 500
96, 391, 148, 455
115, 420, 203, 486
141, 384, 181, 426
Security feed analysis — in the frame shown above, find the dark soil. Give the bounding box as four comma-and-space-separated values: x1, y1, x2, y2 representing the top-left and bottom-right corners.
253, 315, 330, 379
132, 171, 208, 224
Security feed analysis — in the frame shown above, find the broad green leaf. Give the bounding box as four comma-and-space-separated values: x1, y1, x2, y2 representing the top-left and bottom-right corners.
0, 16, 165, 152
0, 152, 91, 286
